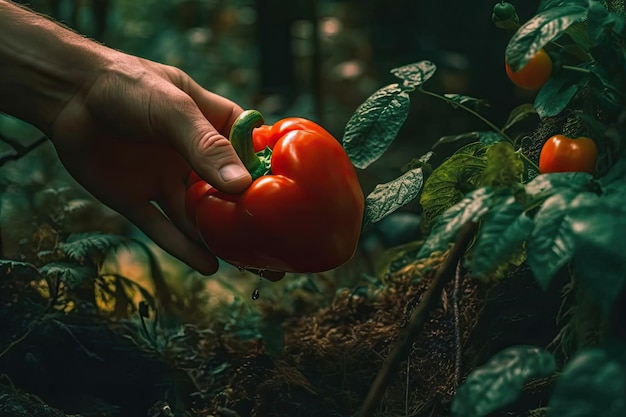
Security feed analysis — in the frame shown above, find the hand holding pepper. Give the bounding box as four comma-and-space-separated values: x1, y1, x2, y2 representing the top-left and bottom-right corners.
187, 110, 365, 274
0, 0, 250, 274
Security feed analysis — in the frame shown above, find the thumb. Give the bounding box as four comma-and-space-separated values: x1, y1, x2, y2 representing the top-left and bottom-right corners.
160, 96, 252, 193
188, 128, 252, 194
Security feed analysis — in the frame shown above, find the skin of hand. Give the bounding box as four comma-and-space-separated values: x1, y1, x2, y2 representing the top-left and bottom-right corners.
53, 56, 251, 275
0, 1, 261, 275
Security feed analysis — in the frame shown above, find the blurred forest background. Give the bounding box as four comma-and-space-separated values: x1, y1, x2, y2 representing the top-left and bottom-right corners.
4, 0, 540, 190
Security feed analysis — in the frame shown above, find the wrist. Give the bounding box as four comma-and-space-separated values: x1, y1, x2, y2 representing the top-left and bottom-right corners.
0, 1, 112, 136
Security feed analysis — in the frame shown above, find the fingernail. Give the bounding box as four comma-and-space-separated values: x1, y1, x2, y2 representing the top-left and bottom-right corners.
219, 163, 248, 182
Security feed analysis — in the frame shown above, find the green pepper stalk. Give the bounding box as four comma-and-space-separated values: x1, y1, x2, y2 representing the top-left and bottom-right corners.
229, 109, 272, 180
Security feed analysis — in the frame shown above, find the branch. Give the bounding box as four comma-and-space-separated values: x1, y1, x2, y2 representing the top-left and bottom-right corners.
358, 221, 478, 417
0, 133, 49, 167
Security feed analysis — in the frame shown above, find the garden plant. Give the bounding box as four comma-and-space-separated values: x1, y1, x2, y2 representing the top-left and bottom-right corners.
1, 1, 625, 416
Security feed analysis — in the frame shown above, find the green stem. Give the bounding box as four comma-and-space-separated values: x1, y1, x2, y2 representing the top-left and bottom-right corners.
229, 109, 265, 177
418, 87, 512, 143
562, 64, 591, 74
417, 87, 540, 172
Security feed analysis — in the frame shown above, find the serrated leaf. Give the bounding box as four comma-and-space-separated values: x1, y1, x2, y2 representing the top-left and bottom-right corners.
548, 349, 626, 417
444, 94, 488, 111
452, 346, 556, 417
506, 5, 589, 71
420, 143, 490, 229
342, 83, 411, 169
40, 262, 97, 289
469, 197, 534, 278
390, 61, 437, 89
418, 187, 494, 259
503, 104, 538, 132
364, 167, 424, 225
568, 193, 626, 315
527, 192, 579, 289
534, 73, 584, 118
57, 233, 128, 263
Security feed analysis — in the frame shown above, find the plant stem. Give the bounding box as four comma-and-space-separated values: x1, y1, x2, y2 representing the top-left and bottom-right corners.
518, 151, 541, 173
229, 110, 265, 178
562, 64, 591, 74
418, 87, 514, 144
418, 87, 541, 172
358, 221, 478, 417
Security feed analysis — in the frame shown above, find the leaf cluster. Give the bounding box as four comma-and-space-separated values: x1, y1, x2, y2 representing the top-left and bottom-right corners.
340, 1, 626, 416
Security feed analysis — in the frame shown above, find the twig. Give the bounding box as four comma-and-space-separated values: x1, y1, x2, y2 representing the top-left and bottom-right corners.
0, 133, 48, 167
453, 260, 463, 390
0, 328, 33, 359
51, 319, 104, 362
358, 221, 478, 417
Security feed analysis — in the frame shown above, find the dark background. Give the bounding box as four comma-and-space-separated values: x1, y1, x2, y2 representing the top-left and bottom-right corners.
7, 0, 541, 188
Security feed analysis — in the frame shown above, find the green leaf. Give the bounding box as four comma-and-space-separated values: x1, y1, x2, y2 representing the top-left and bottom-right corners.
444, 94, 488, 111
431, 132, 503, 152
57, 233, 128, 264
452, 346, 556, 417
364, 167, 424, 225
479, 142, 524, 189
568, 193, 626, 315
469, 196, 534, 278
503, 104, 538, 132
534, 72, 585, 118
390, 61, 437, 89
40, 262, 97, 290
599, 157, 626, 191
525, 172, 594, 197
587, 1, 625, 45
506, 5, 589, 71
548, 349, 626, 417
342, 83, 411, 169
420, 143, 490, 229
418, 187, 494, 259
538, 0, 588, 12
527, 192, 578, 290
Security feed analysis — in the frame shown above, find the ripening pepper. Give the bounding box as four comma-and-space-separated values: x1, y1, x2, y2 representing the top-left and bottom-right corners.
186, 110, 364, 274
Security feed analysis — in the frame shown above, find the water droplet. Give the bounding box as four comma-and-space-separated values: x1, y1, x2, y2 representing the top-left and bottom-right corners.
251, 288, 260, 300
237, 266, 245, 272
258, 270, 265, 280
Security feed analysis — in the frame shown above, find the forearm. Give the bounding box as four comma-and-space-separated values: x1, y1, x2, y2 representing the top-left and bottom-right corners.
0, 0, 110, 135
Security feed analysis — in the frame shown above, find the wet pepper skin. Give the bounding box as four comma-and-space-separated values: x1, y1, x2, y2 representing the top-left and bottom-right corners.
186, 115, 364, 273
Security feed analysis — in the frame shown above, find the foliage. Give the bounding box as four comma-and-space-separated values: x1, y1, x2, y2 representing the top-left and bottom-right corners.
341, 1, 626, 415
451, 346, 556, 417
3, 0, 626, 416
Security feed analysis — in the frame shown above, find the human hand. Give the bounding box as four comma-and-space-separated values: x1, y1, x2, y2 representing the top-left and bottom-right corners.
50, 53, 252, 274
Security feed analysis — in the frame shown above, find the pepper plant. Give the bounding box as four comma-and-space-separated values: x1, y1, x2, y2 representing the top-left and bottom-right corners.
343, 1, 626, 416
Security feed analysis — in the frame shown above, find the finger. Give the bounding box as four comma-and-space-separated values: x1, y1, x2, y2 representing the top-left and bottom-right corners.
151, 86, 251, 194
126, 203, 219, 275
154, 175, 208, 246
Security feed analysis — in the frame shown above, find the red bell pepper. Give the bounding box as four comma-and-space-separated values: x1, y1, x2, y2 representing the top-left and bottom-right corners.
186, 110, 364, 274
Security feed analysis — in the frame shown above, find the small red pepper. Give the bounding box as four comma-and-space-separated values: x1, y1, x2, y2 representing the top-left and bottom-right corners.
186, 110, 364, 274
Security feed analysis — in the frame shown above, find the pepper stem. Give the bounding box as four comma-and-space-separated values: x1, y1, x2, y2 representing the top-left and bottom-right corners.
229, 109, 270, 180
